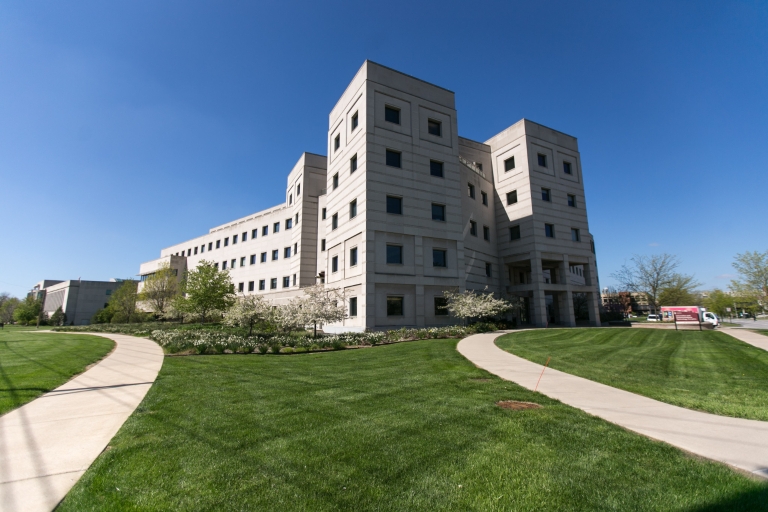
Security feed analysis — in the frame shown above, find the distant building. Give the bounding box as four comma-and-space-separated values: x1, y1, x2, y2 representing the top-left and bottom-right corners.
601, 289, 651, 314
31, 279, 124, 325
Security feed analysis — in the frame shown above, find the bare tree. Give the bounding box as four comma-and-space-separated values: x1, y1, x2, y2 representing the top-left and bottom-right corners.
611, 254, 694, 313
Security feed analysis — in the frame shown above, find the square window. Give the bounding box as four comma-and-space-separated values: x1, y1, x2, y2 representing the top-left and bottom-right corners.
273, 222, 280, 233
259, 280, 265, 291
485, 262, 492, 277
384, 105, 400, 124
350, 154, 358, 173
248, 281, 254, 292
250, 254, 256, 265
240, 257, 246, 267
262, 226, 268, 236
349, 297, 358, 317
334, 134, 340, 151
386, 244, 403, 264
216, 240, 221, 249
238, 282, 244, 293
541, 188, 551, 201
386, 195, 402, 214
233, 234, 238, 244
386, 296, 404, 316
481, 191, 488, 206
545, 224, 555, 238
427, 119, 442, 136
431, 203, 445, 221
261, 252, 267, 263
510, 225, 521, 240
470, 221, 477, 236
272, 250, 279, 260
286, 218, 293, 229
563, 161, 572, 174
332, 256, 338, 273
432, 249, 447, 267
350, 199, 357, 218
283, 276, 290, 288
506, 190, 518, 205
222, 261, 227, 269
321, 239, 326, 251
350, 247, 358, 266
322, 208, 326, 220
270, 278, 277, 290
483, 225, 490, 241
504, 156, 515, 172
538, 153, 547, 167
385, 149, 401, 168
430, 160, 444, 177
434, 297, 448, 316
332, 213, 338, 230
568, 194, 576, 207
468, 183, 475, 198
351, 111, 359, 131
224, 237, 229, 247
571, 228, 581, 242
284, 247, 291, 258
333, 173, 339, 190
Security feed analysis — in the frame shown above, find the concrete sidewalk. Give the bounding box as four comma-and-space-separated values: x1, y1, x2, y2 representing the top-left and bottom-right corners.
457, 331, 768, 479
722, 327, 768, 352
0, 333, 164, 512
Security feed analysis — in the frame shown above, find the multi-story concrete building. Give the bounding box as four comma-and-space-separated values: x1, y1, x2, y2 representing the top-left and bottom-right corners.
31, 279, 124, 325
139, 61, 601, 330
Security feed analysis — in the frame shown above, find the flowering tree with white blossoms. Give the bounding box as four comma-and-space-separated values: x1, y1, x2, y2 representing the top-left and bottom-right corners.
292, 284, 347, 336
442, 287, 512, 325
223, 293, 272, 335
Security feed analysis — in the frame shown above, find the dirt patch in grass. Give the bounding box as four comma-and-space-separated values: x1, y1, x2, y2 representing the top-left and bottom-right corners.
496, 400, 542, 411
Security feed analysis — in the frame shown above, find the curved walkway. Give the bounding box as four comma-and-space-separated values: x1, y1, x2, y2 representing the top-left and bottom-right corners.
457, 330, 768, 479
0, 333, 164, 512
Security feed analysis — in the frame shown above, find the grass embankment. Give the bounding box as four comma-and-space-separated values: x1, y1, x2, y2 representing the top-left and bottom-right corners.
497, 328, 768, 421
0, 327, 114, 415
59, 339, 767, 511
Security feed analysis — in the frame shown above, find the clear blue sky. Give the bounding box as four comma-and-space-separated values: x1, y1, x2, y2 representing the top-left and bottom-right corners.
1, 0, 766, 297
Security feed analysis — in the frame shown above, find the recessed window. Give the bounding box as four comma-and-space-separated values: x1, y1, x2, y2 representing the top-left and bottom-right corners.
351, 111, 359, 131
208, 242, 213, 251
262, 226, 268, 236
349, 199, 357, 218
481, 191, 488, 206
333, 173, 339, 190
293, 274, 296, 286
386, 196, 402, 215
386, 149, 401, 168
350, 247, 358, 266
201, 245, 205, 253
470, 221, 477, 236
545, 224, 555, 238
295, 213, 299, 225
350, 154, 358, 173
331, 256, 339, 273
485, 263, 492, 277
259, 279, 265, 291
224, 237, 229, 247
510, 225, 521, 240
431, 203, 445, 221
250, 254, 256, 265
427, 119, 442, 136
272, 250, 279, 261
384, 105, 400, 125
504, 156, 515, 172
321, 239, 326, 251
563, 161, 572, 175
238, 282, 244, 293
251, 229, 257, 239
483, 226, 490, 241
231, 259, 236, 269
283, 276, 290, 288
349, 297, 358, 317
242, 232, 247, 242
273, 222, 280, 233
568, 194, 576, 207
286, 218, 293, 229
233, 235, 239, 244
270, 278, 277, 290
468, 183, 475, 199
386, 244, 403, 264
248, 281, 254, 292
194, 247, 198, 255
284, 247, 291, 258
538, 154, 547, 167
334, 134, 340, 151
591, 240, 596, 254
289, 194, 293, 205
541, 188, 551, 201
240, 257, 246, 267
434, 297, 448, 316
216, 240, 221, 249
571, 228, 581, 242
430, 160, 444, 177
432, 249, 447, 267
294, 242, 297, 254
386, 296, 404, 316
332, 213, 338, 230
297, 184, 300, 195
322, 208, 326, 220
222, 261, 228, 269
260, 252, 267, 263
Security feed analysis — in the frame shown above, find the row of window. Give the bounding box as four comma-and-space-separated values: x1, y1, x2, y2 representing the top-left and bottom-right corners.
386, 296, 451, 317
503, 154, 573, 175
237, 275, 297, 292
507, 224, 581, 242
467, 183, 489, 206
213, 243, 300, 269
505, 189, 577, 208
173, 216, 300, 257
330, 247, 358, 273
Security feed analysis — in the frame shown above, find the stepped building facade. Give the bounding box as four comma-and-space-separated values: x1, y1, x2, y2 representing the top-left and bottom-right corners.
138, 61, 601, 331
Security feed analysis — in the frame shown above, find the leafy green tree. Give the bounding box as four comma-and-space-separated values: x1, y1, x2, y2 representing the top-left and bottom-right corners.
92, 307, 115, 324
109, 280, 139, 323
702, 289, 737, 318
49, 306, 67, 326
0, 295, 20, 324
731, 250, 767, 314
138, 263, 180, 316
657, 274, 701, 306
13, 295, 41, 324
176, 260, 235, 323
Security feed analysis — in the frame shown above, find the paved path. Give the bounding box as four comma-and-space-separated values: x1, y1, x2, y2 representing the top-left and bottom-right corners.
721, 327, 768, 352
457, 330, 768, 479
0, 333, 164, 512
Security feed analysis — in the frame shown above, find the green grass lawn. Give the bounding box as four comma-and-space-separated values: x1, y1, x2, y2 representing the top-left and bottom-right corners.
497, 328, 768, 421
58, 340, 767, 511
756, 330, 768, 337
0, 327, 114, 415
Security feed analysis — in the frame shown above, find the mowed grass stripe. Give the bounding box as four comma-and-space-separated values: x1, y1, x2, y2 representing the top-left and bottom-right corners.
497, 328, 768, 421
59, 339, 767, 511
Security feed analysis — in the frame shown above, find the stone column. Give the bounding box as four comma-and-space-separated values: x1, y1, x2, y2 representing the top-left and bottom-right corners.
583, 259, 601, 326
558, 256, 576, 327
530, 252, 547, 327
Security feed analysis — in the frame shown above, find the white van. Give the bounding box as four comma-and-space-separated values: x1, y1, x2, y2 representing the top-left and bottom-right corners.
647, 314, 660, 322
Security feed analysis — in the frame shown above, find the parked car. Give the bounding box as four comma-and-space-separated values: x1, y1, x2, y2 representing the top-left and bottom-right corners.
647, 314, 660, 322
